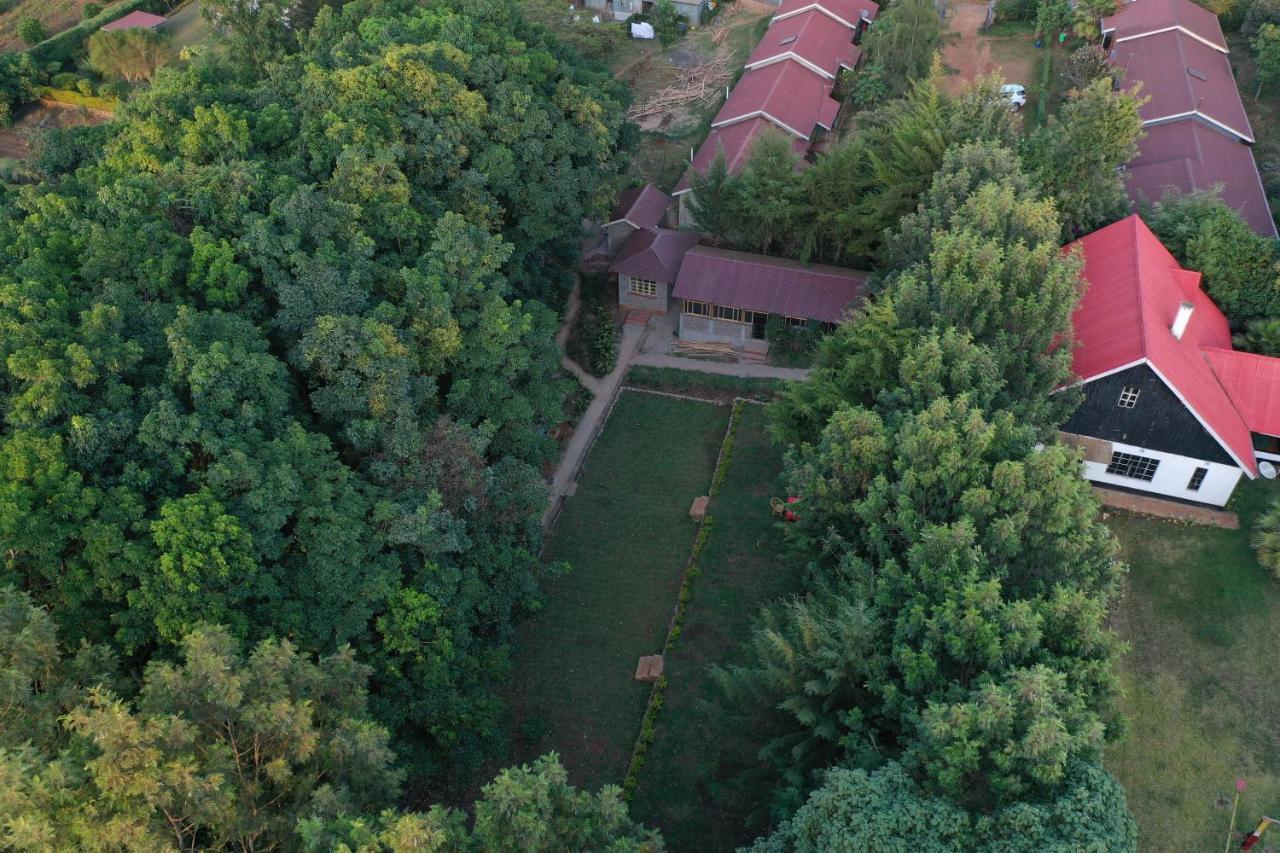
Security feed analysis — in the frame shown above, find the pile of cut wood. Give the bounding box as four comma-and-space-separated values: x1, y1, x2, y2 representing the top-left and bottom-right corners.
671, 339, 738, 360
626, 57, 732, 122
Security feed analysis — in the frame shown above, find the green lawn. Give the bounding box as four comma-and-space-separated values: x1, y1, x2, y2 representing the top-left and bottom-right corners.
1106, 479, 1280, 852
505, 391, 731, 791
630, 404, 806, 851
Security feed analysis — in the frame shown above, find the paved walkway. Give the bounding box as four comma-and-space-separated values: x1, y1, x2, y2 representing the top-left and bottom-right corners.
632, 352, 812, 381
543, 322, 645, 531
1093, 486, 1240, 529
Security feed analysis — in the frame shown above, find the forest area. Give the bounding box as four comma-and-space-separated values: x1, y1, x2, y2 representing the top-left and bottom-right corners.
2, 0, 1280, 849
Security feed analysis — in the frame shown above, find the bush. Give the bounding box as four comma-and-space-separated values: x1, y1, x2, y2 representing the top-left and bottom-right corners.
565, 276, 619, 378
1253, 497, 1280, 578
765, 316, 823, 366
82, 2, 103, 19
88, 28, 172, 83
17, 16, 47, 47
51, 71, 79, 89
75, 78, 94, 96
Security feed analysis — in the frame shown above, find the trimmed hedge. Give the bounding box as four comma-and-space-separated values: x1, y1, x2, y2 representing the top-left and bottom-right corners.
28, 0, 166, 68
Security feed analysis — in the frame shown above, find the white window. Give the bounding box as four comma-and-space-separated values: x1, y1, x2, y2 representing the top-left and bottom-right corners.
684, 300, 710, 317
1105, 451, 1160, 482
628, 278, 658, 298
1117, 387, 1140, 408
714, 305, 743, 322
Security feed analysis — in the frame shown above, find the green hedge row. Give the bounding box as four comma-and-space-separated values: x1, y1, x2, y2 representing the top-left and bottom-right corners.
29, 0, 167, 68
621, 400, 745, 798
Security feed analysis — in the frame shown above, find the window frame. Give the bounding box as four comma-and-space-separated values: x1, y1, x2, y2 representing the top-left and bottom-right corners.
1187, 466, 1208, 491
1116, 386, 1141, 409
1105, 451, 1161, 482
714, 304, 744, 323
628, 277, 658, 298
684, 300, 710, 317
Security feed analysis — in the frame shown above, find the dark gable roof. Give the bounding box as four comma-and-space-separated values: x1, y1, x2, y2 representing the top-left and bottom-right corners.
607, 185, 672, 230
610, 228, 702, 283
671, 246, 868, 323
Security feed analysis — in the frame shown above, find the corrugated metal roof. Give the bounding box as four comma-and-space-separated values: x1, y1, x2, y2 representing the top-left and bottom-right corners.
1124, 120, 1277, 237
101, 10, 167, 30
774, 0, 880, 29
712, 61, 839, 140
1111, 29, 1252, 141
748, 9, 861, 79
610, 228, 702, 283
1205, 348, 1280, 437
1070, 215, 1261, 474
674, 119, 808, 194
1102, 0, 1226, 51
671, 245, 868, 323
607, 185, 672, 229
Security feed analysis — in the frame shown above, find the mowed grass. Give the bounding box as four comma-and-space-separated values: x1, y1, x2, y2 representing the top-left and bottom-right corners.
1106, 479, 1280, 852
505, 390, 730, 791
630, 403, 806, 851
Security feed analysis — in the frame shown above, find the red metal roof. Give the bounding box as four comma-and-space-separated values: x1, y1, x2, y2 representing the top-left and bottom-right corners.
711, 61, 839, 140
774, 0, 880, 29
1102, 0, 1226, 51
748, 9, 861, 79
673, 119, 809, 194
1204, 348, 1280, 437
671, 246, 868, 323
1124, 119, 1277, 236
608, 184, 671, 229
101, 10, 167, 31
1111, 30, 1252, 141
1069, 215, 1260, 474
610, 228, 702, 283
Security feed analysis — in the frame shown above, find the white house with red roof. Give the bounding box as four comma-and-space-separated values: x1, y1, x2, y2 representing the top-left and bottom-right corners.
1060, 215, 1280, 507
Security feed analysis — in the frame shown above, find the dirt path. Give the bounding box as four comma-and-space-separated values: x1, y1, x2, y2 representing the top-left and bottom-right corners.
941, 0, 1037, 95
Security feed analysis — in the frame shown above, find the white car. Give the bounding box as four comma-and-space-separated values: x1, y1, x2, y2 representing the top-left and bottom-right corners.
1002, 84, 1027, 111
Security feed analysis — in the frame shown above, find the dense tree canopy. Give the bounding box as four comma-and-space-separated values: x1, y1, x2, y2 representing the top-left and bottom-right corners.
0, 0, 628, 781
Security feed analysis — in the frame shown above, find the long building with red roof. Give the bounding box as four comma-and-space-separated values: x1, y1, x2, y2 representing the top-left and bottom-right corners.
674, 0, 878, 223
1060, 215, 1280, 506
1102, 0, 1276, 235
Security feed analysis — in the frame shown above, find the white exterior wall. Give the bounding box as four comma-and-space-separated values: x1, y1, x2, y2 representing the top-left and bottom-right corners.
1081, 439, 1244, 507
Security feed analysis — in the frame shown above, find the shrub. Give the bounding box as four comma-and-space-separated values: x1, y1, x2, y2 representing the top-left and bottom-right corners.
1253, 497, 1280, 578
75, 78, 94, 96
51, 71, 79, 90
88, 28, 172, 83
565, 276, 619, 378
17, 16, 47, 47
83, 2, 103, 20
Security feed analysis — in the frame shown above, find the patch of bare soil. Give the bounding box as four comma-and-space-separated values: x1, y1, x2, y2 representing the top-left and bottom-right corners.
0, 100, 109, 161
941, 0, 1035, 94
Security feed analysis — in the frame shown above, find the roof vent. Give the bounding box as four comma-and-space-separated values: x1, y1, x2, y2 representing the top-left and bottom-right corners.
1171, 301, 1194, 340
778, 34, 798, 45
1187, 66, 1207, 81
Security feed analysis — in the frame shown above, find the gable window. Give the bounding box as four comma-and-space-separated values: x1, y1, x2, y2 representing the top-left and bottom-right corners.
628, 278, 658, 298
714, 305, 743, 322
1117, 387, 1140, 408
1105, 451, 1161, 482
1187, 467, 1208, 491
684, 300, 710, 317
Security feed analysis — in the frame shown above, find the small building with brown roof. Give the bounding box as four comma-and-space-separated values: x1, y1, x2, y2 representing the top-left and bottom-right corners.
609, 228, 702, 315
604, 184, 673, 256
671, 246, 868, 346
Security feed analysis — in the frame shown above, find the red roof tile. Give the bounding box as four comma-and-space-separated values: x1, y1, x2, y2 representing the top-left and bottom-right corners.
101, 10, 167, 31
1102, 0, 1226, 52
774, 0, 880, 29
748, 10, 861, 80
1111, 30, 1252, 141
1069, 215, 1260, 474
1204, 348, 1280, 437
1124, 119, 1276, 236
673, 119, 809, 194
671, 246, 868, 323
610, 228, 702, 283
711, 61, 839, 140
607, 184, 671, 229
